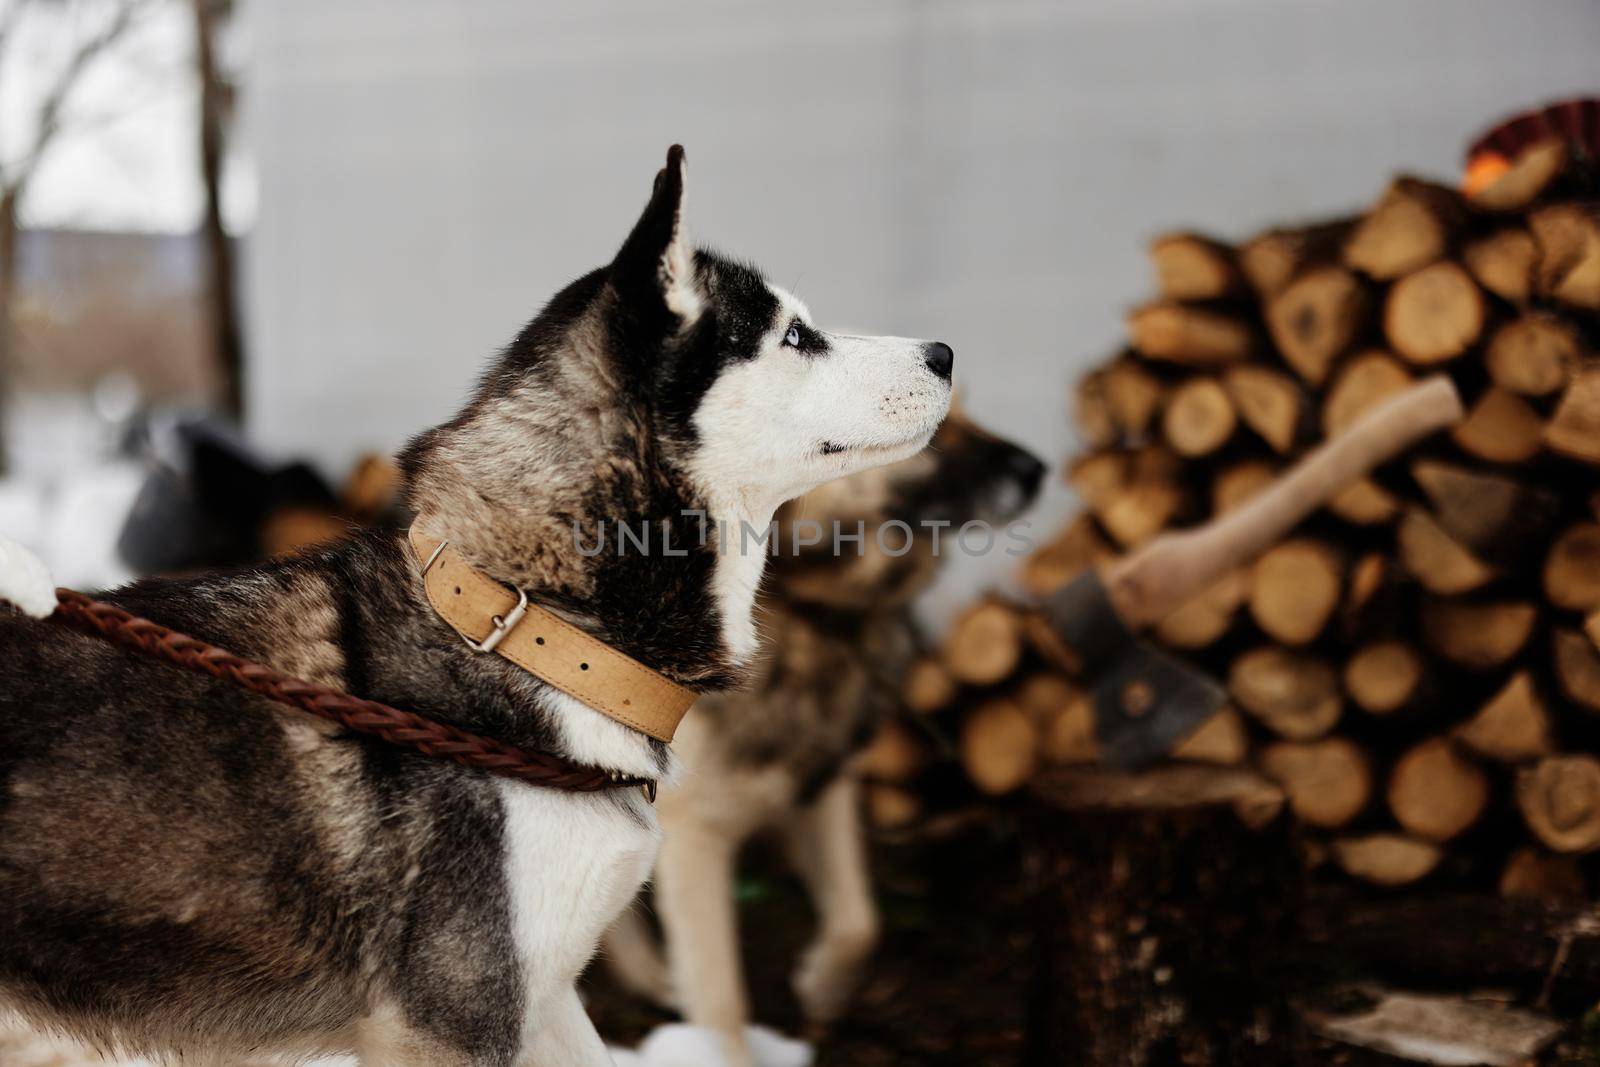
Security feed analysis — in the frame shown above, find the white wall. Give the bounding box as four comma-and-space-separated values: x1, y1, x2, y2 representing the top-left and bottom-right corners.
243, 0, 1600, 620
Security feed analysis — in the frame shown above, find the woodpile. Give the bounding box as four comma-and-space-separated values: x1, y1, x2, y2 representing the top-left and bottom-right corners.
878, 140, 1600, 900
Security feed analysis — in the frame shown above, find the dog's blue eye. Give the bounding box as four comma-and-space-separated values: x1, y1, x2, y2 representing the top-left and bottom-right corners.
784, 323, 801, 347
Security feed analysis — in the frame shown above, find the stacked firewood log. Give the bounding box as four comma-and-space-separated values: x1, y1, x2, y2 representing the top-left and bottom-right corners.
867, 138, 1600, 897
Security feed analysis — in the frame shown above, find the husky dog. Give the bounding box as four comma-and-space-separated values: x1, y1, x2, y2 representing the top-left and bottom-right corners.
0, 147, 953, 1067
603, 403, 1043, 1066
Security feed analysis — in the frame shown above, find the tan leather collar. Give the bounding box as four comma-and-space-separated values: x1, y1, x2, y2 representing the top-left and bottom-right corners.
408, 528, 696, 743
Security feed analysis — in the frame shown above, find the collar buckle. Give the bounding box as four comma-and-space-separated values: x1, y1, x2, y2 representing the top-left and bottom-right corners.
463, 586, 529, 655
423, 536, 532, 655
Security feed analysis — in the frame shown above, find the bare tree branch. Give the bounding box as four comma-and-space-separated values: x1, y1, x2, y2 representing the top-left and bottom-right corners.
6, 0, 154, 193
192, 0, 241, 415
0, 0, 30, 65
0, 0, 157, 472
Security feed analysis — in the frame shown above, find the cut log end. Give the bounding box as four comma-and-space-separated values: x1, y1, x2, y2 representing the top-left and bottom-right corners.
1518, 755, 1600, 853
1463, 227, 1537, 304
1528, 202, 1600, 311
1128, 304, 1254, 365
1162, 377, 1237, 457
942, 601, 1024, 686
855, 721, 925, 783
1387, 737, 1489, 842
1230, 646, 1341, 740
1250, 540, 1342, 646
1553, 628, 1600, 714
1332, 834, 1443, 887
1452, 388, 1546, 464
960, 699, 1038, 795
1384, 261, 1486, 365
1545, 371, 1600, 466
1343, 177, 1461, 281
1486, 315, 1578, 397
866, 785, 922, 831
1398, 506, 1495, 595
1266, 266, 1368, 385
1043, 692, 1100, 765
1149, 232, 1241, 301
1073, 447, 1186, 548
1223, 365, 1300, 454
1454, 671, 1552, 763
1240, 220, 1355, 298
902, 657, 958, 715
1544, 524, 1600, 612
1213, 460, 1279, 514
1421, 599, 1537, 670
1343, 640, 1422, 715
1260, 737, 1372, 829
1103, 358, 1166, 441
1323, 351, 1413, 437
1327, 479, 1399, 526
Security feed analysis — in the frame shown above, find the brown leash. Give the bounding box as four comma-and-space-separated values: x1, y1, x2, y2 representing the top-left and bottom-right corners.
48, 588, 656, 798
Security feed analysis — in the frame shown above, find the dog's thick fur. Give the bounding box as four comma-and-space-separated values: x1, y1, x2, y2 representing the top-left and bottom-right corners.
603, 406, 1042, 1066
0, 147, 952, 1066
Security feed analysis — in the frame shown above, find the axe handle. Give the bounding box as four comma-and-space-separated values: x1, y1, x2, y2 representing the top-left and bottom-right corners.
1105, 375, 1464, 628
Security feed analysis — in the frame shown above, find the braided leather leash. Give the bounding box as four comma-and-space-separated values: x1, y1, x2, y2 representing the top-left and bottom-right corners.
48, 589, 655, 797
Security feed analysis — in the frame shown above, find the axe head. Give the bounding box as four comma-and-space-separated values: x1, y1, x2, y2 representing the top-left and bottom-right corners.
1045, 570, 1229, 769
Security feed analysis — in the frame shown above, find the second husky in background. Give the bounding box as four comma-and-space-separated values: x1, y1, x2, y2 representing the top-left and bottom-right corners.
605, 404, 1044, 1067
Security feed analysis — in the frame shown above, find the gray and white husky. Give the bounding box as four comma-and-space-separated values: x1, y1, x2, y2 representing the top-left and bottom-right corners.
0, 146, 953, 1066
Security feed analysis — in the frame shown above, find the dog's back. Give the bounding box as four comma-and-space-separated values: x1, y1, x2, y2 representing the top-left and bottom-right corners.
0, 534, 527, 1058
0, 540, 384, 1050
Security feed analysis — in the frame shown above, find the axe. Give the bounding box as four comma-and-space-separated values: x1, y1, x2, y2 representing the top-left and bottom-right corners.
1045, 375, 1464, 768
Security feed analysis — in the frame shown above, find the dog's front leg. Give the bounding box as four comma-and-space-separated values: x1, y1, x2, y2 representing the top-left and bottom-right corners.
602, 905, 677, 1010
518, 986, 613, 1067
784, 773, 880, 1026
654, 818, 755, 1067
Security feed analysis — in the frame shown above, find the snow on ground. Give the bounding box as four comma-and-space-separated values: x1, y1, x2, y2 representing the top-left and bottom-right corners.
617, 1024, 812, 1067
0, 462, 141, 592
0, 534, 57, 617
1, 393, 141, 592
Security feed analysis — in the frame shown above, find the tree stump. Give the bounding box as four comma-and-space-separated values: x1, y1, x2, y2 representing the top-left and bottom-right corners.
1023, 766, 1303, 1065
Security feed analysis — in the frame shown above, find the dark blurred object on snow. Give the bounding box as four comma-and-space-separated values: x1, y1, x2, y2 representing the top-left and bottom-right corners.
117, 415, 339, 573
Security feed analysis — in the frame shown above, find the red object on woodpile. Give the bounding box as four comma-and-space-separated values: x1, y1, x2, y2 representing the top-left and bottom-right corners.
1464, 97, 1600, 196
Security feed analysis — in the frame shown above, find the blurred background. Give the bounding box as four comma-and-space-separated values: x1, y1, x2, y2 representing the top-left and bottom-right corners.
6, 4, 1600, 1065
1, 0, 1596, 613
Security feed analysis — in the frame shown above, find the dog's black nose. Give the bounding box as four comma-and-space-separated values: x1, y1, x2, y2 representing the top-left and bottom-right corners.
923, 342, 954, 381
1011, 450, 1047, 499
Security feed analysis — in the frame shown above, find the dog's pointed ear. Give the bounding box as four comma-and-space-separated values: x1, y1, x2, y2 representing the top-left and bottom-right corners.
611, 144, 701, 325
